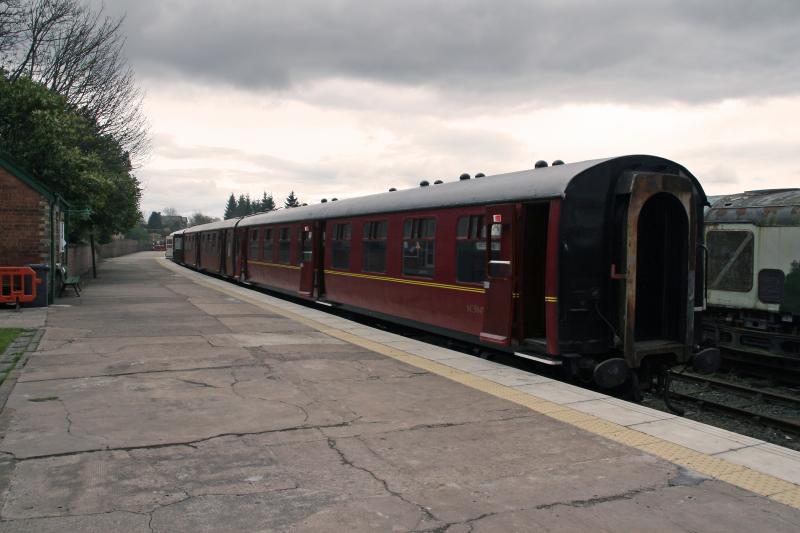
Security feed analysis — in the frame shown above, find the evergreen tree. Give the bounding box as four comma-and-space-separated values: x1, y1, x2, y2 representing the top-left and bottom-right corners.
284, 191, 300, 208
244, 193, 253, 215
236, 194, 247, 217
147, 211, 163, 229
224, 193, 237, 219
260, 191, 275, 212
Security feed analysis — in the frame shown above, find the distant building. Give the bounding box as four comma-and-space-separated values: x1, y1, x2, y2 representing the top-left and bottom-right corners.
161, 215, 188, 230
0, 155, 69, 303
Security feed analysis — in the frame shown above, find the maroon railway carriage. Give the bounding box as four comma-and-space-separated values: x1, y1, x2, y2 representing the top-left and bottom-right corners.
178, 155, 719, 387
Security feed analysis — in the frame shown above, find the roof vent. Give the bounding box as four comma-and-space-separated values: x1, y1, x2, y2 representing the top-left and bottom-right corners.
552, 160, 564, 166
321, 198, 327, 203
420, 180, 430, 187
535, 160, 548, 168
475, 172, 485, 178
459, 173, 470, 180
389, 187, 397, 192
331, 198, 338, 201
434, 179, 443, 184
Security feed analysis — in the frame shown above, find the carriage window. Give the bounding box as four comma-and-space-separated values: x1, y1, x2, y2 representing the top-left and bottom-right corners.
707, 230, 754, 292
332, 223, 351, 270
278, 227, 291, 264
249, 229, 259, 259
299, 228, 313, 263
456, 215, 486, 283
402, 217, 436, 278
262, 228, 273, 261
363, 220, 388, 273
758, 269, 785, 304
488, 222, 509, 278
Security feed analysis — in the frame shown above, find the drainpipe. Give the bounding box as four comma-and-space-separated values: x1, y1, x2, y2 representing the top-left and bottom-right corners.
49, 197, 57, 304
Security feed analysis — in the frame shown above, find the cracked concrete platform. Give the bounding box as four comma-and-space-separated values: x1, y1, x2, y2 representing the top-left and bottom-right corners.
0, 252, 798, 532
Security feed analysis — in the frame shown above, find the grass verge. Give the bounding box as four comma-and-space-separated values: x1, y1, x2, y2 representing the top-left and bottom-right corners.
0, 328, 25, 387
0, 328, 21, 355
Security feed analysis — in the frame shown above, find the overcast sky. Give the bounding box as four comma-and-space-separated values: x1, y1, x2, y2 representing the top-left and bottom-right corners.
100, 0, 800, 219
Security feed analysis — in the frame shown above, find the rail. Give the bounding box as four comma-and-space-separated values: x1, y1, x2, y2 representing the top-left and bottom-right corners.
667, 371, 800, 436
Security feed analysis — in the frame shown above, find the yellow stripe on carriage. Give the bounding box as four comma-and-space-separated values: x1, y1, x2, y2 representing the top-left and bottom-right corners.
324, 269, 485, 294
248, 260, 301, 270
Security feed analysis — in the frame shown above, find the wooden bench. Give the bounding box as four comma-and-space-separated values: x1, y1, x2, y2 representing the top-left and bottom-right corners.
58, 264, 81, 297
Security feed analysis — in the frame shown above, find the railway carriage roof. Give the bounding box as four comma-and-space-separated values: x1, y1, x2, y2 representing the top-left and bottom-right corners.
706, 189, 800, 227
182, 154, 700, 234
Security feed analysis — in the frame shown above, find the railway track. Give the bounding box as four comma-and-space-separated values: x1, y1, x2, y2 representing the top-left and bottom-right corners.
720, 349, 800, 386
666, 371, 800, 436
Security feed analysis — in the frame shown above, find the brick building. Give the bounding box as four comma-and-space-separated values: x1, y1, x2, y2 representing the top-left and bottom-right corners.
0, 155, 68, 303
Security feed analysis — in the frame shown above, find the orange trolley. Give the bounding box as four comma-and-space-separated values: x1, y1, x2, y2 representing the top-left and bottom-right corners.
0, 267, 40, 308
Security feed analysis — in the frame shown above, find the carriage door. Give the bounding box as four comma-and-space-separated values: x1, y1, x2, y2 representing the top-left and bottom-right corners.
617, 172, 695, 367
224, 229, 234, 275
298, 223, 316, 296
480, 204, 517, 346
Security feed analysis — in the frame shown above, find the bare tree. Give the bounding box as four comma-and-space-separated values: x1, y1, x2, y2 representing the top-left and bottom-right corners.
189, 212, 214, 226
5, 0, 149, 162
0, 1, 23, 60
162, 207, 179, 217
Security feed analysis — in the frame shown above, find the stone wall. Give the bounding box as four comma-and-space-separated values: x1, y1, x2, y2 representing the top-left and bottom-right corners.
97, 239, 144, 260
66, 239, 145, 278
66, 244, 94, 278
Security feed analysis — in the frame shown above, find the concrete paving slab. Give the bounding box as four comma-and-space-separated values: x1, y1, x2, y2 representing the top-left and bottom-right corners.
255, 343, 384, 362
473, 367, 554, 387
382, 339, 430, 350
217, 316, 314, 333
471, 480, 800, 533
440, 355, 504, 373
569, 397, 677, 426
35, 335, 209, 356
716, 443, 800, 484
1, 366, 337, 458
206, 331, 345, 347
20, 344, 256, 382
0, 512, 152, 533
514, 380, 608, 404
0, 252, 797, 532
343, 329, 406, 342
190, 302, 274, 316
45, 320, 231, 338
631, 417, 764, 455
0, 308, 47, 328
165, 284, 228, 298
395, 344, 463, 361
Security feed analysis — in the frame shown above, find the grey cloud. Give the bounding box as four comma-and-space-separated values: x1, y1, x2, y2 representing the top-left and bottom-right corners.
103, 0, 800, 104
140, 123, 532, 218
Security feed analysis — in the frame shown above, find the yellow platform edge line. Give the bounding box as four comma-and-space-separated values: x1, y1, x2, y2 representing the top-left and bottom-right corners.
157, 257, 800, 510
